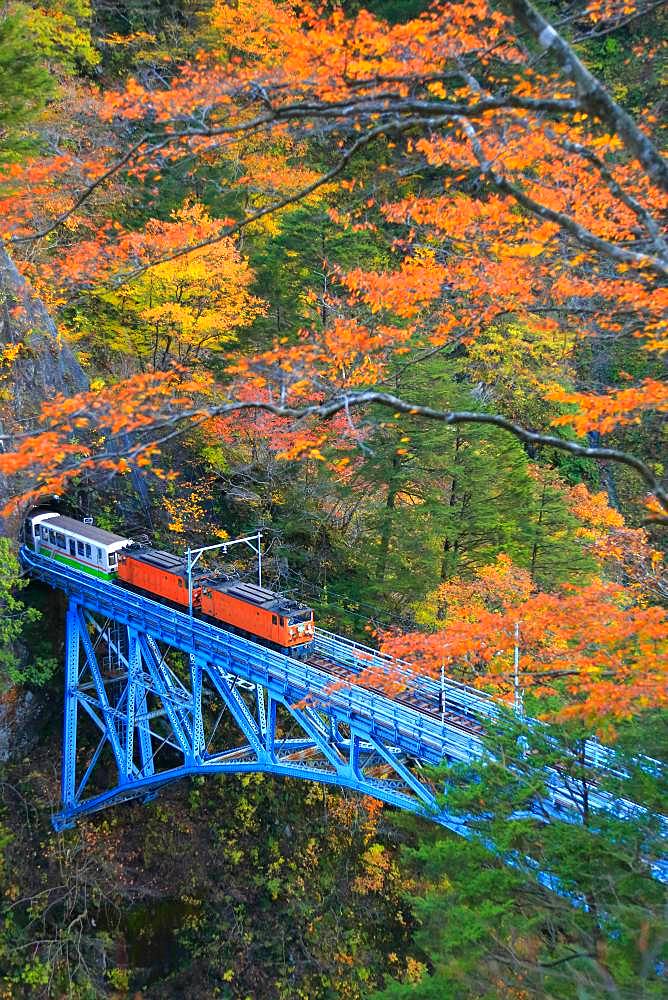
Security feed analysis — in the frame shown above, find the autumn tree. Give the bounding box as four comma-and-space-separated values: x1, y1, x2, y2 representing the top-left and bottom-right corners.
0, 0, 664, 528
67, 200, 266, 372
380, 560, 668, 728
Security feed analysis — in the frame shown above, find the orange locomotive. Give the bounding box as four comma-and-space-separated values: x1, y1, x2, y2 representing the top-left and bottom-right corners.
117, 547, 202, 608
201, 579, 314, 656
117, 545, 314, 657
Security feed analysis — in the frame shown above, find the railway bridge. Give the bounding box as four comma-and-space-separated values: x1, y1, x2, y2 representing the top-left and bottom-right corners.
20, 546, 659, 878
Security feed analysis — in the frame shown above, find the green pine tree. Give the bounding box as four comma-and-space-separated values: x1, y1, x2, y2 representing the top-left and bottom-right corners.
374, 712, 668, 1000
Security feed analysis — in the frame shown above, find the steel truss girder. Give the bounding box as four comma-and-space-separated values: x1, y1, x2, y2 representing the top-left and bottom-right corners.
55, 598, 462, 833
21, 548, 660, 869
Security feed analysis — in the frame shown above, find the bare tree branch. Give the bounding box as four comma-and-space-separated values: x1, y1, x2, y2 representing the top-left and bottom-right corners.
509, 0, 668, 192
113, 114, 452, 283
13, 392, 663, 519
458, 117, 668, 277
560, 138, 668, 258
8, 93, 581, 248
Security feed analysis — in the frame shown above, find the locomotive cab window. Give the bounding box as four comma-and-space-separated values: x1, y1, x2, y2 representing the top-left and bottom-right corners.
279, 617, 284, 626
49, 530, 56, 544
272, 615, 277, 625
289, 610, 312, 625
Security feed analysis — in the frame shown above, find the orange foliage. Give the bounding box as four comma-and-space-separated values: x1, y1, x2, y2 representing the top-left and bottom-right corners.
568, 484, 667, 602
547, 379, 668, 435
381, 572, 668, 729
0, 370, 205, 514
0, 0, 665, 525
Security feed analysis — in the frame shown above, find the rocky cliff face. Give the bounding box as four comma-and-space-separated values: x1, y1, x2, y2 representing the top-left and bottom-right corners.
0, 244, 88, 422
0, 243, 89, 524
0, 244, 154, 528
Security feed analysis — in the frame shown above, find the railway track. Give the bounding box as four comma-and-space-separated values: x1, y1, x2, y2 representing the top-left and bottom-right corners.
306, 652, 485, 737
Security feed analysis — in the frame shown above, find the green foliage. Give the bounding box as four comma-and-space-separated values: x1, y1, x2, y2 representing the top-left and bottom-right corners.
0, 1, 98, 160
0, 10, 56, 157
375, 713, 668, 1000
0, 539, 42, 688
18, 0, 99, 74
247, 202, 394, 344
333, 356, 594, 617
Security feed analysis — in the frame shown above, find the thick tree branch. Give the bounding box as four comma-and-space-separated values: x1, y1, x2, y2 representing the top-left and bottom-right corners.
509, 0, 668, 192
571, 0, 665, 43
560, 138, 668, 258
17, 392, 662, 520
9, 93, 581, 248
8, 133, 168, 245
459, 118, 668, 278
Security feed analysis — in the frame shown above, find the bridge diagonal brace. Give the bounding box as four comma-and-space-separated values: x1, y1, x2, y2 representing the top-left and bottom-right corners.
284, 703, 346, 771
85, 611, 128, 668
145, 636, 190, 699
76, 733, 108, 800
207, 667, 266, 761
75, 605, 126, 776
139, 635, 192, 754
365, 732, 438, 808
77, 694, 107, 735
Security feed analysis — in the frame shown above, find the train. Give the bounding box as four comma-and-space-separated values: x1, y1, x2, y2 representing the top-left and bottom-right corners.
22, 511, 315, 657
22, 509, 485, 736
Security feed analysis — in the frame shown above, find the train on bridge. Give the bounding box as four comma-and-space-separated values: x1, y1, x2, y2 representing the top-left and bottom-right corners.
22, 508, 661, 883
22, 510, 316, 657
22, 509, 484, 736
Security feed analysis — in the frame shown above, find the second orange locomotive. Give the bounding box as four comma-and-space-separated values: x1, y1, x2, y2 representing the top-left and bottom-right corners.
117, 545, 315, 657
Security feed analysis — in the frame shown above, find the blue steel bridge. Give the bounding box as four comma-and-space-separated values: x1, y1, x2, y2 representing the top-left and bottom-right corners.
20, 546, 660, 863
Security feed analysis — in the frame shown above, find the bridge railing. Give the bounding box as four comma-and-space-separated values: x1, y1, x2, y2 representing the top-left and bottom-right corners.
315, 627, 498, 720
314, 633, 638, 777
21, 547, 654, 783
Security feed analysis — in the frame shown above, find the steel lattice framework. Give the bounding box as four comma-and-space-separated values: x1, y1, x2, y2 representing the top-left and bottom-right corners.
21, 547, 659, 860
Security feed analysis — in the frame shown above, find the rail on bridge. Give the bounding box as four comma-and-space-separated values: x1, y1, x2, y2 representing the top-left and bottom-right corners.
20, 547, 657, 868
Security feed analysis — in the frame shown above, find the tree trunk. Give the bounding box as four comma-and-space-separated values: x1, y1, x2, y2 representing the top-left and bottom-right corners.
376, 457, 400, 582
441, 430, 462, 580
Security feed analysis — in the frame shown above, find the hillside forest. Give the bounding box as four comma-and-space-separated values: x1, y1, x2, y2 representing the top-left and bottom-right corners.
0, 1, 666, 997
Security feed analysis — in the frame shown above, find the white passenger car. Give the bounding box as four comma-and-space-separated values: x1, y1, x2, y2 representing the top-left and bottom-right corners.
25, 512, 131, 580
